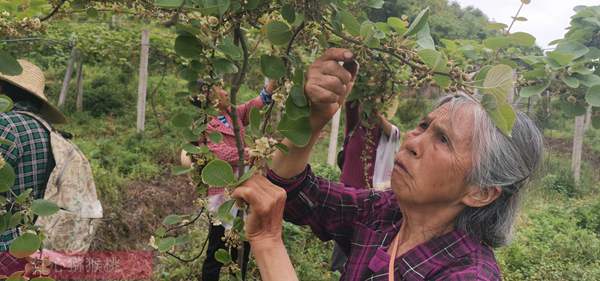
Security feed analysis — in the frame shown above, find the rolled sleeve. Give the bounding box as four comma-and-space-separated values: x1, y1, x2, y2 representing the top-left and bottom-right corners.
267, 165, 374, 249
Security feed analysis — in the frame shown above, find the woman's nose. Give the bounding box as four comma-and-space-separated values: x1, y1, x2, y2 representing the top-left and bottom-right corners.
403, 129, 422, 158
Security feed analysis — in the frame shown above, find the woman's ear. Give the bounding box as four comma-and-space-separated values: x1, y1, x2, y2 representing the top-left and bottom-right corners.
462, 186, 502, 208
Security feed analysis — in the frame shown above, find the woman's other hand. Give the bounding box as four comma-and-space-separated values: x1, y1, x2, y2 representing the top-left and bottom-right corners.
231, 174, 287, 247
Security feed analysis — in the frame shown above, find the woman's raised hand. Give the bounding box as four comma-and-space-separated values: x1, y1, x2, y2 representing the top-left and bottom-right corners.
304, 48, 358, 130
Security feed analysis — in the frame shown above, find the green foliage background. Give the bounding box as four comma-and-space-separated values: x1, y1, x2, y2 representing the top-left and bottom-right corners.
0, 0, 599, 280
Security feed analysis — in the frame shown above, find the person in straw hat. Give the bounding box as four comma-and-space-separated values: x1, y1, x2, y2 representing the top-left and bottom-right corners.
0, 59, 66, 275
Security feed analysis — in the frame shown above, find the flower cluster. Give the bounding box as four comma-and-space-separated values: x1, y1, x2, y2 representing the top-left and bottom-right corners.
0, 12, 45, 37
223, 229, 242, 249
246, 137, 278, 160
0, 155, 5, 170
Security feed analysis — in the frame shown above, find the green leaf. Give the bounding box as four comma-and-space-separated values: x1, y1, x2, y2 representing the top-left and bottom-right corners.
593, 116, 600, 129
483, 64, 514, 100
521, 0, 531, 4
171, 112, 193, 128
570, 64, 593, 75
387, 17, 407, 34
217, 199, 236, 224
481, 95, 516, 137
183, 143, 208, 154
548, 41, 590, 66
201, 159, 235, 186
174, 34, 202, 58
201, 0, 230, 16
0, 213, 10, 233
523, 68, 546, 80
249, 107, 261, 136
433, 75, 451, 88
154, 0, 184, 9
31, 199, 59, 217
211, 58, 238, 75
415, 23, 434, 50
509, 32, 535, 47
163, 214, 182, 226
473, 65, 492, 87
484, 36, 510, 50
157, 237, 176, 252
0, 50, 22, 76
281, 4, 295, 23
0, 163, 15, 193
237, 167, 256, 185
586, 85, 600, 106
486, 22, 508, 30
404, 7, 430, 37
513, 16, 527, 21
561, 75, 580, 88
290, 85, 307, 107
215, 248, 232, 264
0, 95, 13, 113
284, 97, 310, 120
519, 80, 550, 98
375, 22, 391, 34
260, 55, 286, 79
367, 0, 384, 8
9, 233, 41, 258
217, 41, 242, 61
265, 21, 292, 45
576, 74, 600, 87
86, 7, 98, 17
277, 115, 311, 147
418, 49, 449, 73
208, 132, 223, 143
172, 165, 193, 175
339, 10, 361, 36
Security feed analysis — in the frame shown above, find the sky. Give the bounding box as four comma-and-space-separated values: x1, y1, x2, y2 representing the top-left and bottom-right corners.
451, 0, 599, 49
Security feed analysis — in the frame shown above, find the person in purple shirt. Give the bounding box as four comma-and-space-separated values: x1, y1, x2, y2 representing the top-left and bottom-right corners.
232, 48, 543, 281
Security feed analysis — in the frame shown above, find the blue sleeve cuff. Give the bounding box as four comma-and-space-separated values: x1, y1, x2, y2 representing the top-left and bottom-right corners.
259, 88, 273, 104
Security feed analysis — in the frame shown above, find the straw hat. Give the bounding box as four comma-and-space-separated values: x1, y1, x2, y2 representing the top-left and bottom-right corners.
0, 59, 66, 124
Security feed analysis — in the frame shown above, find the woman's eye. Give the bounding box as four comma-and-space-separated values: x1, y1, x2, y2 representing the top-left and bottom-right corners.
440, 135, 449, 144
419, 122, 428, 129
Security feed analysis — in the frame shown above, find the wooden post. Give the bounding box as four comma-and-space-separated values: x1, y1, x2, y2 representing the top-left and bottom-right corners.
75, 59, 84, 112
58, 48, 78, 109
136, 29, 150, 133
327, 109, 341, 166
572, 114, 585, 184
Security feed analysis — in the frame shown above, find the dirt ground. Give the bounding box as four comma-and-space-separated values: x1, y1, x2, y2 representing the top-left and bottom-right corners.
90, 174, 199, 251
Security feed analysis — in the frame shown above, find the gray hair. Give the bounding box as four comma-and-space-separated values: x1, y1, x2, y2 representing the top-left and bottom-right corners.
436, 92, 544, 248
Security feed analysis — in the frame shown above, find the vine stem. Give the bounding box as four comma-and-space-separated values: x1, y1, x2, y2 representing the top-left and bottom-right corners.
39, 0, 68, 22
229, 25, 249, 179
228, 23, 250, 279
506, 2, 525, 34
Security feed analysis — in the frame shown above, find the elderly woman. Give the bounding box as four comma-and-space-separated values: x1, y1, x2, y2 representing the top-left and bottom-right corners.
233, 48, 543, 281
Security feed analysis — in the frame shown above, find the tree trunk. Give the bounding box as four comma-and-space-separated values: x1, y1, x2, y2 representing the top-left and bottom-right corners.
327, 109, 342, 166
136, 29, 150, 133
58, 48, 78, 109
75, 59, 84, 112
571, 114, 585, 184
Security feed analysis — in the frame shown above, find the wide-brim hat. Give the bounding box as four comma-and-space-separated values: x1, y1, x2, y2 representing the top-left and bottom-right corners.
0, 59, 67, 124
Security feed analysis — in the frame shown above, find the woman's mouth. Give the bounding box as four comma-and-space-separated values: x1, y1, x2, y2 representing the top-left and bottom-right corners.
394, 160, 409, 174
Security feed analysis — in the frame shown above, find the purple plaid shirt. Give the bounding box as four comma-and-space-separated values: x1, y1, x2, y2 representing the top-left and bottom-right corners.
268, 165, 502, 280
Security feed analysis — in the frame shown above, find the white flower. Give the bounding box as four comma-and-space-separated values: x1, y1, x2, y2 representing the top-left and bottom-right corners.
148, 236, 158, 249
